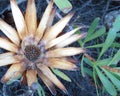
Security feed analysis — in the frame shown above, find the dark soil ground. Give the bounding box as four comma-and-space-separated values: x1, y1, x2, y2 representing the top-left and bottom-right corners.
0, 0, 120, 96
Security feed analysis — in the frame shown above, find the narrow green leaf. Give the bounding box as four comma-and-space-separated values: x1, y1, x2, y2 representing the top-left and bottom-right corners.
83, 57, 94, 67
84, 67, 93, 77
37, 83, 45, 96
95, 58, 112, 66
54, 0, 72, 13
117, 33, 120, 37
86, 42, 120, 48
52, 69, 71, 82
102, 68, 120, 91
84, 17, 100, 43
99, 15, 120, 59
108, 49, 120, 66
85, 27, 106, 43
95, 67, 117, 96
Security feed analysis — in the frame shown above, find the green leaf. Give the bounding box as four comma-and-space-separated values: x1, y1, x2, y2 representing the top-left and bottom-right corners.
99, 15, 120, 59
37, 83, 45, 96
108, 49, 120, 66
95, 58, 112, 66
111, 42, 120, 48
84, 17, 100, 43
54, 0, 72, 13
102, 68, 120, 91
52, 69, 71, 82
83, 57, 94, 67
85, 26, 106, 43
84, 67, 93, 77
95, 67, 117, 96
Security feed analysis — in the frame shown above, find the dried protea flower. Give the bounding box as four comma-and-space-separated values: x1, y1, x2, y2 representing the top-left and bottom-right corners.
0, 0, 85, 95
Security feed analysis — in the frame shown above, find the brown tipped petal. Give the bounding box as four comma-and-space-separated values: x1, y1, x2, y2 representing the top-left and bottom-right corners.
48, 58, 78, 70
0, 37, 18, 52
26, 70, 37, 87
42, 12, 74, 42
46, 47, 85, 57
25, 0, 37, 35
35, 0, 53, 42
46, 27, 81, 49
10, 0, 27, 39
1, 63, 25, 83
0, 53, 20, 67
0, 19, 20, 45
37, 69, 57, 95
56, 33, 86, 48
38, 65, 67, 93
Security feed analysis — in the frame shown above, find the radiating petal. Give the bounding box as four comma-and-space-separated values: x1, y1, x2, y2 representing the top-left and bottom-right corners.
48, 58, 78, 70
0, 19, 20, 46
56, 33, 86, 48
45, 27, 81, 49
25, 0, 37, 35
1, 62, 25, 83
10, 0, 27, 39
46, 47, 85, 57
0, 37, 18, 52
26, 70, 37, 87
37, 69, 57, 95
0, 52, 20, 67
38, 65, 67, 93
46, 8, 56, 28
35, 0, 53, 42
42, 12, 74, 42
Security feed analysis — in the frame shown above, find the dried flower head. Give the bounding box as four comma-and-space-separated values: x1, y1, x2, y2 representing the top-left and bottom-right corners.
0, 0, 85, 95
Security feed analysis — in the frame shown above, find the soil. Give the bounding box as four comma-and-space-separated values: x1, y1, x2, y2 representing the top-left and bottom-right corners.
0, 0, 120, 96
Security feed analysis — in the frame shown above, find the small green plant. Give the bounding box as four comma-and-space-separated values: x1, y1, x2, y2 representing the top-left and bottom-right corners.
76, 16, 120, 96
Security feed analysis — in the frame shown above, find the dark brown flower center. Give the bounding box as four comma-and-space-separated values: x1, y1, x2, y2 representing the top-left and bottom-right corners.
24, 45, 40, 61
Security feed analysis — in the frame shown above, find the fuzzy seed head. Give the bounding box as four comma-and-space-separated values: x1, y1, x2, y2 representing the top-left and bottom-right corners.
24, 45, 40, 61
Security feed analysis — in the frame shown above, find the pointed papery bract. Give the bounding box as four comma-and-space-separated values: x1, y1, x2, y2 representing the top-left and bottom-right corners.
0, 53, 20, 67
1, 63, 25, 83
37, 69, 57, 95
46, 8, 56, 28
38, 65, 67, 93
0, 19, 20, 46
56, 33, 86, 48
46, 27, 81, 49
0, 37, 18, 52
26, 70, 37, 87
42, 12, 74, 42
25, 0, 37, 35
35, 0, 53, 42
10, 0, 27, 39
48, 58, 78, 70
0, 52, 14, 59
46, 47, 85, 57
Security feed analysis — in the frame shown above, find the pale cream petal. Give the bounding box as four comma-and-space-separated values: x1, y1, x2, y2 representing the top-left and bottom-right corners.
46, 47, 85, 57
48, 58, 78, 70
26, 70, 37, 87
0, 37, 18, 52
37, 69, 57, 95
0, 52, 20, 67
0, 19, 20, 46
1, 62, 25, 83
45, 27, 81, 49
56, 33, 86, 48
10, 0, 27, 39
25, 0, 37, 35
46, 8, 56, 28
42, 12, 74, 42
38, 65, 67, 93
35, 0, 53, 42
